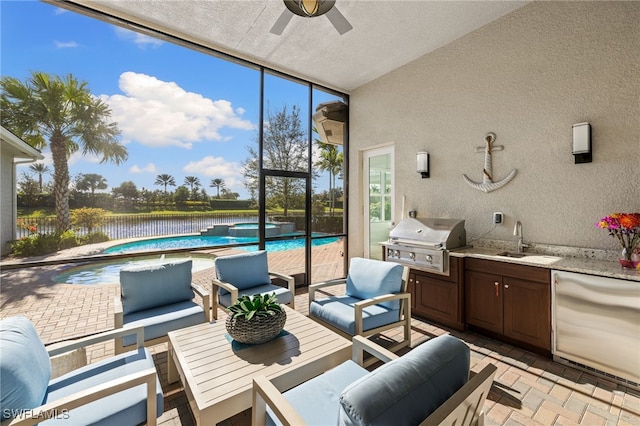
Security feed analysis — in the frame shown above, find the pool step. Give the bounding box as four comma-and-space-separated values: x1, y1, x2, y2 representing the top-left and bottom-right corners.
200, 224, 230, 236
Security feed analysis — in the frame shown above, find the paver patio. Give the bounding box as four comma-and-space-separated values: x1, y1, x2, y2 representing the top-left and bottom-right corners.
1, 243, 638, 425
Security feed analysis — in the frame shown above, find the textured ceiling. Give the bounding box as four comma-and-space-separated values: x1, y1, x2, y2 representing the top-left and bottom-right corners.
71, 0, 528, 92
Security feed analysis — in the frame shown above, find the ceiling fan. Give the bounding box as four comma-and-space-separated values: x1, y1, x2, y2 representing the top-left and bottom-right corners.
270, 0, 353, 35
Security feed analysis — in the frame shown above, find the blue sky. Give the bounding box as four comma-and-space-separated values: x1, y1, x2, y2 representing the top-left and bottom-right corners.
1, 1, 341, 199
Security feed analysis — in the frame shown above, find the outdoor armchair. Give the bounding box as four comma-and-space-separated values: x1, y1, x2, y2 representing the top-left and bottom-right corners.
252, 334, 497, 426
114, 259, 210, 354
211, 250, 295, 319
0, 316, 163, 426
308, 257, 411, 355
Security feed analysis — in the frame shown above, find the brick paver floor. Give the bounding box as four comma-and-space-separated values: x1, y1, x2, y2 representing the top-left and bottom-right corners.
1, 243, 638, 426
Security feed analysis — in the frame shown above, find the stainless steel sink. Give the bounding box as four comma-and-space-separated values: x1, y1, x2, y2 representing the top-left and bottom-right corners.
495, 251, 527, 258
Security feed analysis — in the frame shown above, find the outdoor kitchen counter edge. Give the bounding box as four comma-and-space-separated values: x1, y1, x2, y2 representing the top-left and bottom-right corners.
452, 247, 640, 282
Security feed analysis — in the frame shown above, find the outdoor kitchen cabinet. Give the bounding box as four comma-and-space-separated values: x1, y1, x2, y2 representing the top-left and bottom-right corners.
464, 258, 551, 353
409, 256, 464, 331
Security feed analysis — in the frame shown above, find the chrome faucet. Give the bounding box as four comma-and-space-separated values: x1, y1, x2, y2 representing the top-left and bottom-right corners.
514, 221, 529, 253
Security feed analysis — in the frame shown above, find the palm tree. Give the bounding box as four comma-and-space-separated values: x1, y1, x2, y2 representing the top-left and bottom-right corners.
315, 141, 343, 216
184, 176, 201, 191
154, 174, 176, 195
210, 178, 226, 199
1, 72, 126, 232
29, 162, 50, 193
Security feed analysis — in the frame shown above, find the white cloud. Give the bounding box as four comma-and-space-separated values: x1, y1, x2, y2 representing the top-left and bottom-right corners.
114, 27, 164, 48
54, 40, 78, 48
129, 163, 157, 174
183, 156, 245, 192
100, 72, 255, 148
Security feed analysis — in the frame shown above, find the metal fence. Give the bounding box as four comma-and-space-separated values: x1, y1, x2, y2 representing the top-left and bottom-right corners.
16, 213, 259, 240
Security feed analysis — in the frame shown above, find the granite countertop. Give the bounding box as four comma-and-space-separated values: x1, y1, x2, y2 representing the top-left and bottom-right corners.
451, 242, 640, 282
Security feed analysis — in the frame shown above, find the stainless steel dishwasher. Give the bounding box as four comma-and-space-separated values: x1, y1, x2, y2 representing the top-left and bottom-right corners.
551, 270, 640, 388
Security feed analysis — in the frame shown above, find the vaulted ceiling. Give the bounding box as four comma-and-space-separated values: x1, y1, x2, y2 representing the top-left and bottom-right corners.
68, 1, 528, 92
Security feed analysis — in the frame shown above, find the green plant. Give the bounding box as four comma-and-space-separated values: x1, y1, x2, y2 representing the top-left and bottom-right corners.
71, 207, 107, 233
81, 231, 110, 244
228, 293, 282, 321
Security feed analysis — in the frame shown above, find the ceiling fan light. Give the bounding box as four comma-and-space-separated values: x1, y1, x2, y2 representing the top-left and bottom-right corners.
299, 0, 321, 16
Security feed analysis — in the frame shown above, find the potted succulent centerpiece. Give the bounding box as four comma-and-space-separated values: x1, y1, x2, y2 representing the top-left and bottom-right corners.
225, 293, 286, 344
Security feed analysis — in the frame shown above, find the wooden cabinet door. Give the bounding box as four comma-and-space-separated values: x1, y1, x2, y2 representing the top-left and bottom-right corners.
465, 270, 503, 334
502, 277, 551, 350
415, 272, 459, 326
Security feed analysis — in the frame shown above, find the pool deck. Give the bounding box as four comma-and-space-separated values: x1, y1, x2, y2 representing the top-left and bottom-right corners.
1, 243, 639, 426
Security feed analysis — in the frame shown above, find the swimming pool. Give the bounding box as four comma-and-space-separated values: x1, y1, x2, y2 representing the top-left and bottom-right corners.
104, 234, 339, 254
53, 254, 217, 285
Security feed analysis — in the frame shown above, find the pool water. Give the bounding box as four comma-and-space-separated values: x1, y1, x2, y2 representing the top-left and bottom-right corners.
53, 254, 216, 285
56, 235, 341, 285
104, 234, 339, 254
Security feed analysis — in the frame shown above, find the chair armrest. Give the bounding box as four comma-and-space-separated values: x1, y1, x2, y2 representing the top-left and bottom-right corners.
211, 278, 238, 320
351, 335, 398, 367
269, 271, 295, 293
269, 271, 295, 309
353, 292, 411, 335
252, 375, 306, 426
308, 278, 347, 305
4, 368, 158, 426
113, 296, 124, 329
191, 283, 211, 322
420, 364, 497, 426
46, 326, 145, 357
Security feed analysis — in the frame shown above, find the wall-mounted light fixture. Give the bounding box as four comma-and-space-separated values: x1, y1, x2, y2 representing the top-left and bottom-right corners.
417, 151, 430, 178
572, 122, 592, 164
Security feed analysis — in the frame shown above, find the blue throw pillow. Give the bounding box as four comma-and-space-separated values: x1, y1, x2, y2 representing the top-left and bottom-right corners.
345, 258, 405, 309
215, 251, 271, 291
120, 259, 194, 315
0, 316, 51, 420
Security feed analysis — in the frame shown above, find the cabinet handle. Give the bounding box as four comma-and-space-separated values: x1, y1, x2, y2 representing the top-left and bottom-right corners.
416, 280, 420, 284
504, 284, 509, 289
494, 282, 499, 297
409, 279, 414, 283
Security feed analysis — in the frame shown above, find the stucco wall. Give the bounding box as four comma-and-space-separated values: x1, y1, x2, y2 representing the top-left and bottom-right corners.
1, 149, 16, 256
349, 1, 639, 257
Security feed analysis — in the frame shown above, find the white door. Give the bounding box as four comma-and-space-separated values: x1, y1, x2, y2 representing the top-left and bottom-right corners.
363, 146, 394, 260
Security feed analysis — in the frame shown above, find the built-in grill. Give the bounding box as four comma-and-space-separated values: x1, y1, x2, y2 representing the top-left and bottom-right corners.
382, 218, 467, 276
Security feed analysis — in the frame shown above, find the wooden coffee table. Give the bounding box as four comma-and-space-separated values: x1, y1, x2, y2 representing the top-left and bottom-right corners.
167, 305, 352, 425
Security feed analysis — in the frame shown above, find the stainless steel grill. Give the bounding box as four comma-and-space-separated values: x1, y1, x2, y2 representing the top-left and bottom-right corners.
382, 218, 466, 275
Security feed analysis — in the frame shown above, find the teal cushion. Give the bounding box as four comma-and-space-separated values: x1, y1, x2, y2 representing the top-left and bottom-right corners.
215, 251, 271, 291
267, 360, 369, 426
120, 259, 194, 315
309, 296, 400, 336
346, 258, 405, 309
0, 316, 51, 420
43, 348, 163, 425
122, 301, 205, 347
338, 335, 470, 425
218, 284, 293, 308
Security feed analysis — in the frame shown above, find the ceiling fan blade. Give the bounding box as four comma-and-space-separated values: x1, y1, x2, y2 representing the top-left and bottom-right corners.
270, 9, 294, 35
325, 6, 352, 35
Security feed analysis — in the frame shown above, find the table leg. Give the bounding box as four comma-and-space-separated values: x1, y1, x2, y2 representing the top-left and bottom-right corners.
168, 340, 179, 384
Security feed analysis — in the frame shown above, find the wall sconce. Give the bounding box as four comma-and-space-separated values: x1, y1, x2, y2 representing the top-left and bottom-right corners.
417, 151, 430, 178
572, 122, 592, 164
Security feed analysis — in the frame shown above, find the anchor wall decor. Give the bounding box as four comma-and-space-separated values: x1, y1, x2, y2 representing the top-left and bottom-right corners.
463, 132, 517, 193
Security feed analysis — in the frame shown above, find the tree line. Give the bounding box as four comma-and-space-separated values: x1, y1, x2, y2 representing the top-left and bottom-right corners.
3, 71, 343, 228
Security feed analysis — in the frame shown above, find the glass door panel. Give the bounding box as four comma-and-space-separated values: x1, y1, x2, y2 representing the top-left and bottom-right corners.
364, 148, 393, 260
264, 175, 307, 283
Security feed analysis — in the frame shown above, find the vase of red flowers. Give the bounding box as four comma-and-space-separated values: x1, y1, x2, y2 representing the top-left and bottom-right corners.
597, 213, 640, 269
